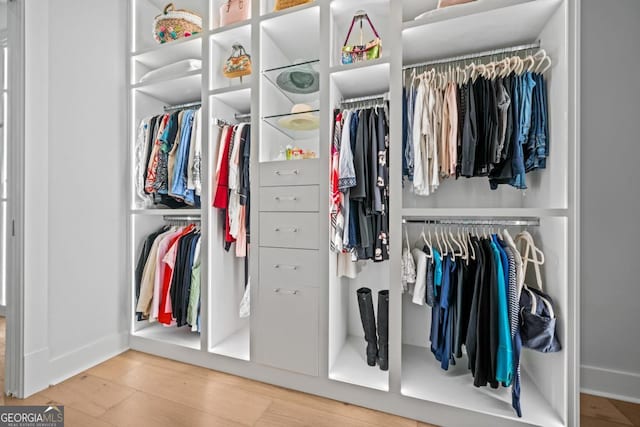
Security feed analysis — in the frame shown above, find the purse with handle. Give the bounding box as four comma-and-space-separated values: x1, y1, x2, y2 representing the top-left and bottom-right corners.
219, 0, 251, 27
341, 11, 382, 65
223, 44, 252, 79
516, 231, 561, 353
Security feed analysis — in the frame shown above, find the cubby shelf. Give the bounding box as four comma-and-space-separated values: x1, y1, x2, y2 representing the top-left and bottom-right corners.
401, 344, 564, 427
132, 323, 201, 351
402, 0, 563, 64
133, 71, 202, 105
329, 336, 389, 391
210, 324, 250, 361
260, 1, 319, 22
132, 34, 203, 68
403, 0, 530, 27
130, 208, 202, 216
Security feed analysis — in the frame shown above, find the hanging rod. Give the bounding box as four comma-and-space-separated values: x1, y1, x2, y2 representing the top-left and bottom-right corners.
402, 41, 541, 70
340, 93, 388, 106
163, 101, 202, 112
215, 115, 251, 127
163, 214, 201, 223
402, 217, 540, 226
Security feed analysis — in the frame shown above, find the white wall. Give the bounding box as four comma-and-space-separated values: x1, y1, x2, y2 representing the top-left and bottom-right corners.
581, 0, 640, 403
21, 0, 128, 394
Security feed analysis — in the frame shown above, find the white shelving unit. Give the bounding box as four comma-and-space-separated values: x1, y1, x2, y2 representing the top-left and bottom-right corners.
126, 1, 579, 425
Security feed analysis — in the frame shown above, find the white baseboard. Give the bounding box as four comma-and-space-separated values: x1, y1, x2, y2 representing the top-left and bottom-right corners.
24, 347, 50, 398
48, 331, 129, 386
581, 364, 640, 404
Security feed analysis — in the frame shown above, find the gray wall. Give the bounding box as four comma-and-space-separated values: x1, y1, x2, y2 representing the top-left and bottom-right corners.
581, 0, 640, 401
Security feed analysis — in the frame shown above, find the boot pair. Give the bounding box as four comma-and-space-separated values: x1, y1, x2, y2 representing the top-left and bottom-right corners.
357, 287, 389, 371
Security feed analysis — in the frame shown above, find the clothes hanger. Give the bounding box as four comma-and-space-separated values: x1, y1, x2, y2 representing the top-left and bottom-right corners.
456, 226, 467, 261
420, 221, 433, 258
435, 226, 444, 256
449, 227, 463, 258
467, 227, 476, 261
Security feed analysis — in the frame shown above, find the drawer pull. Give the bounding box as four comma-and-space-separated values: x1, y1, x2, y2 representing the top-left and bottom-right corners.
274, 288, 299, 295
275, 169, 299, 176
274, 196, 298, 201
273, 264, 299, 270
274, 227, 299, 233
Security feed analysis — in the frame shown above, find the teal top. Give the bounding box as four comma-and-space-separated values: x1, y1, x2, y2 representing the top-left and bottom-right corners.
491, 235, 513, 384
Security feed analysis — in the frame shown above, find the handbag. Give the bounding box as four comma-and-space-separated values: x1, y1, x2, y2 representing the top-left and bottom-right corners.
516, 231, 561, 353
223, 44, 252, 79
341, 12, 382, 65
274, 0, 313, 12
219, 0, 251, 27
437, 0, 476, 8
153, 3, 202, 44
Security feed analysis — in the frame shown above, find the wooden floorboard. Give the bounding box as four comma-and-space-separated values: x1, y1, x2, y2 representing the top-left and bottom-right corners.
0, 318, 638, 426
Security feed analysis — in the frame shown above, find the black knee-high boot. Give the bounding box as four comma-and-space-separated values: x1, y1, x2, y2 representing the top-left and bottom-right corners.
377, 290, 389, 371
357, 287, 378, 366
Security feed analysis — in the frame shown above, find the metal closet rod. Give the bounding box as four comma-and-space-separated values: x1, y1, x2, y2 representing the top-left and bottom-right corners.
163, 214, 201, 223
402, 41, 541, 70
215, 113, 251, 127
163, 101, 202, 112
402, 217, 540, 226
340, 93, 389, 106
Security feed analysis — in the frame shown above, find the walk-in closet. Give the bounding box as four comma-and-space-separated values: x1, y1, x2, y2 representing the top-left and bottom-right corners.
126, 0, 579, 425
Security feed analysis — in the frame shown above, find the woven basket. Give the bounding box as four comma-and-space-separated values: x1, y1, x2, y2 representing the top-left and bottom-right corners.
274, 0, 313, 12
154, 3, 202, 44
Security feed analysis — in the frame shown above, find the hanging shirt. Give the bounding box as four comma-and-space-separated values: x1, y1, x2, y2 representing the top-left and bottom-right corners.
187, 109, 202, 197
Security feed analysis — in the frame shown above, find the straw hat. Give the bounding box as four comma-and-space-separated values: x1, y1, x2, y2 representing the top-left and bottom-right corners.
276, 60, 320, 94
278, 104, 319, 131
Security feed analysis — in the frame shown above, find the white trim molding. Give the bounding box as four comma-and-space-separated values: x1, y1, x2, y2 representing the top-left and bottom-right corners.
581, 365, 640, 404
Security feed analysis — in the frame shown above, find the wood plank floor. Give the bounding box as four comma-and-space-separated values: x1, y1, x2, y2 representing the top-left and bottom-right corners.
0, 318, 638, 426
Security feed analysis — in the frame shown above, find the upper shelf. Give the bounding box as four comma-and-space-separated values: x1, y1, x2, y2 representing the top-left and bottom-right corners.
133, 72, 202, 105
402, 0, 563, 65
132, 34, 202, 69
404, 0, 529, 25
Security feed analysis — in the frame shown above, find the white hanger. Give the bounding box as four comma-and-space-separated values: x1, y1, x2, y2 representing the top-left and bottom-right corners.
449, 227, 464, 258
420, 222, 433, 259
467, 228, 476, 261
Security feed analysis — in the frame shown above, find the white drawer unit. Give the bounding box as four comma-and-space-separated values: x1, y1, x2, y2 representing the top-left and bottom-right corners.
259, 185, 320, 212
259, 212, 319, 250
259, 159, 320, 187
254, 285, 319, 377
259, 248, 321, 288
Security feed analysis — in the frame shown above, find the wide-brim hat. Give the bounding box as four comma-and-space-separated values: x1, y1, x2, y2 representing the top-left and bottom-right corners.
276, 60, 320, 94
278, 104, 319, 131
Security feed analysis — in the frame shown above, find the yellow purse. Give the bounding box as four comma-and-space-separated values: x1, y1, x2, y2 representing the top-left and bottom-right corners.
223, 44, 252, 79
273, 0, 313, 12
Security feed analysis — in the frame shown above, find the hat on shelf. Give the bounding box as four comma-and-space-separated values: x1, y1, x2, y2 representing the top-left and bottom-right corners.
276, 60, 320, 94
278, 104, 320, 131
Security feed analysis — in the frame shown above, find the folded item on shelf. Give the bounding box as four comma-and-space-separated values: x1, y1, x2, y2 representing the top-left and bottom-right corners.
139, 59, 202, 83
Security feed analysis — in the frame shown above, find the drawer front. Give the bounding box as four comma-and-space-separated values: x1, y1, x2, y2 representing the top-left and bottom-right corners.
259, 186, 319, 212
254, 285, 319, 376
260, 248, 321, 288
260, 159, 320, 187
259, 212, 319, 250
